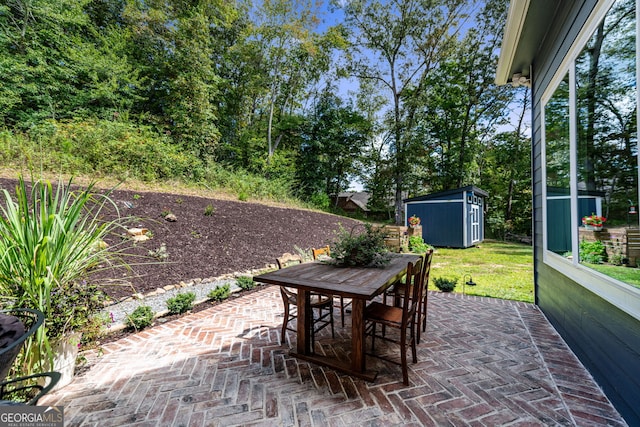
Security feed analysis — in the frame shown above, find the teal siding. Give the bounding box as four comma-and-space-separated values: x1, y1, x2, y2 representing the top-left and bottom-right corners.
531, 1, 640, 423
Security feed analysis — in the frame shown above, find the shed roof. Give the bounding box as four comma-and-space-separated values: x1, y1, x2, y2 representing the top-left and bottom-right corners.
403, 186, 488, 203
495, 0, 562, 85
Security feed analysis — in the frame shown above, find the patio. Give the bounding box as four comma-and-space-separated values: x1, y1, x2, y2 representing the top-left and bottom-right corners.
40, 285, 627, 426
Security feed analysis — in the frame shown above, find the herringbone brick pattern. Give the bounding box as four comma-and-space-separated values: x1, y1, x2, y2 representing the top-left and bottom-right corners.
40, 286, 627, 426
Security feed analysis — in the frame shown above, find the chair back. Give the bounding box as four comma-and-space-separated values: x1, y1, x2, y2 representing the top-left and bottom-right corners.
276, 253, 303, 269
421, 249, 434, 289
0, 308, 45, 381
312, 246, 331, 260
401, 259, 423, 326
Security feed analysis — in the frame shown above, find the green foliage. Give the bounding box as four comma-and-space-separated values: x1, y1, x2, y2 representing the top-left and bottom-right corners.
238, 192, 248, 201
204, 204, 215, 216
330, 224, 391, 267
208, 284, 231, 302
166, 292, 196, 314
125, 306, 155, 330
148, 244, 169, 261
408, 236, 431, 253
309, 192, 331, 210
236, 276, 255, 290
433, 277, 457, 292
580, 240, 608, 264
1, 121, 204, 182
0, 176, 123, 376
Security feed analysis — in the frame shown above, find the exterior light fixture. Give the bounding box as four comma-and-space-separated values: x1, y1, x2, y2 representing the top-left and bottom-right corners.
511, 73, 531, 88
462, 274, 476, 294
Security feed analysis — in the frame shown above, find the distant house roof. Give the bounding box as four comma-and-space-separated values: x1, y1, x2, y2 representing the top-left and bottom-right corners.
403, 186, 488, 203
336, 192, 370, 211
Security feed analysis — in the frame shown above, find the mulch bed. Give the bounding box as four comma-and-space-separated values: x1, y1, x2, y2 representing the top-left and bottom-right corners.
0, 177, 361, 301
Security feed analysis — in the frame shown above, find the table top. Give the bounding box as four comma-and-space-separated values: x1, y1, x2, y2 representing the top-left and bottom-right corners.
254, 253, 421, 299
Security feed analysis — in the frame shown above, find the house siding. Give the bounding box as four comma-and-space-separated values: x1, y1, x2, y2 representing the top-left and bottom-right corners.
532, 1, 640, 423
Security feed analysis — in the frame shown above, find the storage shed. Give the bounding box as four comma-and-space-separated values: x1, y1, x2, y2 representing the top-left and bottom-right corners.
404, 186, 488, 248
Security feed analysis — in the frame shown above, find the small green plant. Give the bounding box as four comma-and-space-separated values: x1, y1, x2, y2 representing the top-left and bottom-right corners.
408, 236, 431, 253
125, 305, 155, 330
190, 230, 202, 238
433, 277, 457, 292
148, 243, 168, 261
133, 194, 141, 200
166, 292, 196, 314
161, 209, 172, 217
204, 204, 215, 216
175, 197, 183, 204
145, 229, 154, 239
579, 239, 607, 264
236, 276, 255, 290
208, 284, 231, 301
238, 192, 248, 202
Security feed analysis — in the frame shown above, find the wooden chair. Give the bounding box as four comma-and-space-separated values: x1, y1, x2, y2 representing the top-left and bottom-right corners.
364, 259, 424, 385
277, 253, 334, 350
312, 246, 353, 328
387, 249, 434, 344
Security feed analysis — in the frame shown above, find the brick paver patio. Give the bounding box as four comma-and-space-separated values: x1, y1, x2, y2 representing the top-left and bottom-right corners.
40, 286, 627, 426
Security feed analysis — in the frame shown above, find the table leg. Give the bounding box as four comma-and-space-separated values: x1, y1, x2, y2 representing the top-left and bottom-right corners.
351, 299, 365, 373
296, 289, 312, 355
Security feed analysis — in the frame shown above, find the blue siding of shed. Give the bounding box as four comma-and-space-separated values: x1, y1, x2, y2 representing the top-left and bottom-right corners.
407, 201, 465, 247
531, 1, 640, 423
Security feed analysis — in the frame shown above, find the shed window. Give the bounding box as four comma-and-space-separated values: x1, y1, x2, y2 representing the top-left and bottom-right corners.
542, 0, 640, 317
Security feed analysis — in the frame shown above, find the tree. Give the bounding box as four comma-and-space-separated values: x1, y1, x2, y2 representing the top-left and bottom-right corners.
250, 0, 340, 160
296, 88, 372, 202
480, 91, 532, 238
337, 0, 467, 224
415, 0, 512, 192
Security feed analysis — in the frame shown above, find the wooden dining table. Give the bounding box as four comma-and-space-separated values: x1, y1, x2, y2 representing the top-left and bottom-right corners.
253, 253, 421, 381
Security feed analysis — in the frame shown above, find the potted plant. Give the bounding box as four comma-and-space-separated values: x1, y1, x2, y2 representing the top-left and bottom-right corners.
407, 215, 422, 238
582, 213, 606, 231
329, 224, 392, 268
408, 215, 421, 227
0, 177, 125, 386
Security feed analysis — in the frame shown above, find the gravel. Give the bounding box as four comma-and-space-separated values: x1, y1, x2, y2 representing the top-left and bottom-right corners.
103, 276, 249, 329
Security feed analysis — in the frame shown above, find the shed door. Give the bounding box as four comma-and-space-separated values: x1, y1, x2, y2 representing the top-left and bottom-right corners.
470, 204, 480, 243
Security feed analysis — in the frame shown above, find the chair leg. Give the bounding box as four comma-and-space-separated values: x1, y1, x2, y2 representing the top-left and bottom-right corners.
329, 303, 335, 338
281, 303, 289, 344
411, 323, 418, 364
416, 304, 423, 344
400, 333, 408, 385
422, 298, 428, 332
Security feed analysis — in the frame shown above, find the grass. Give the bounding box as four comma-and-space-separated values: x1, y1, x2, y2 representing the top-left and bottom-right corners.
581, 263, 640, 288
429, 241, 534, 303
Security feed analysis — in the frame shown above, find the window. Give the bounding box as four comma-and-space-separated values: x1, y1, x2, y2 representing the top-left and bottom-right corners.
543, 0, 640, 296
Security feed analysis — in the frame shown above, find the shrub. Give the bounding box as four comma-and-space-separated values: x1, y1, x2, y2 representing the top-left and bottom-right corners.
408, 236, 431, 253
208, 284, 231, 301
236, 276, 255, 290
579, 239, 607, 264
330, 224, 391, 268
204, 204, 215, 216
433, 277, 457, 292
126, 305, 155, 330
166, 292, 196, 314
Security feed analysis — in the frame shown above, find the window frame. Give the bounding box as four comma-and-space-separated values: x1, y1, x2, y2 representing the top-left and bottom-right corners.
540, 0, 640, 321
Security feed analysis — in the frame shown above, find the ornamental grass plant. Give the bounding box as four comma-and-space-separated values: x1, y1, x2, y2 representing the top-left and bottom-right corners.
0, 176, 126, 378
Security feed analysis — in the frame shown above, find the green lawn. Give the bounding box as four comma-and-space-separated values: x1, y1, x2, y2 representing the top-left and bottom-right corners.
429, 241, 534, 303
